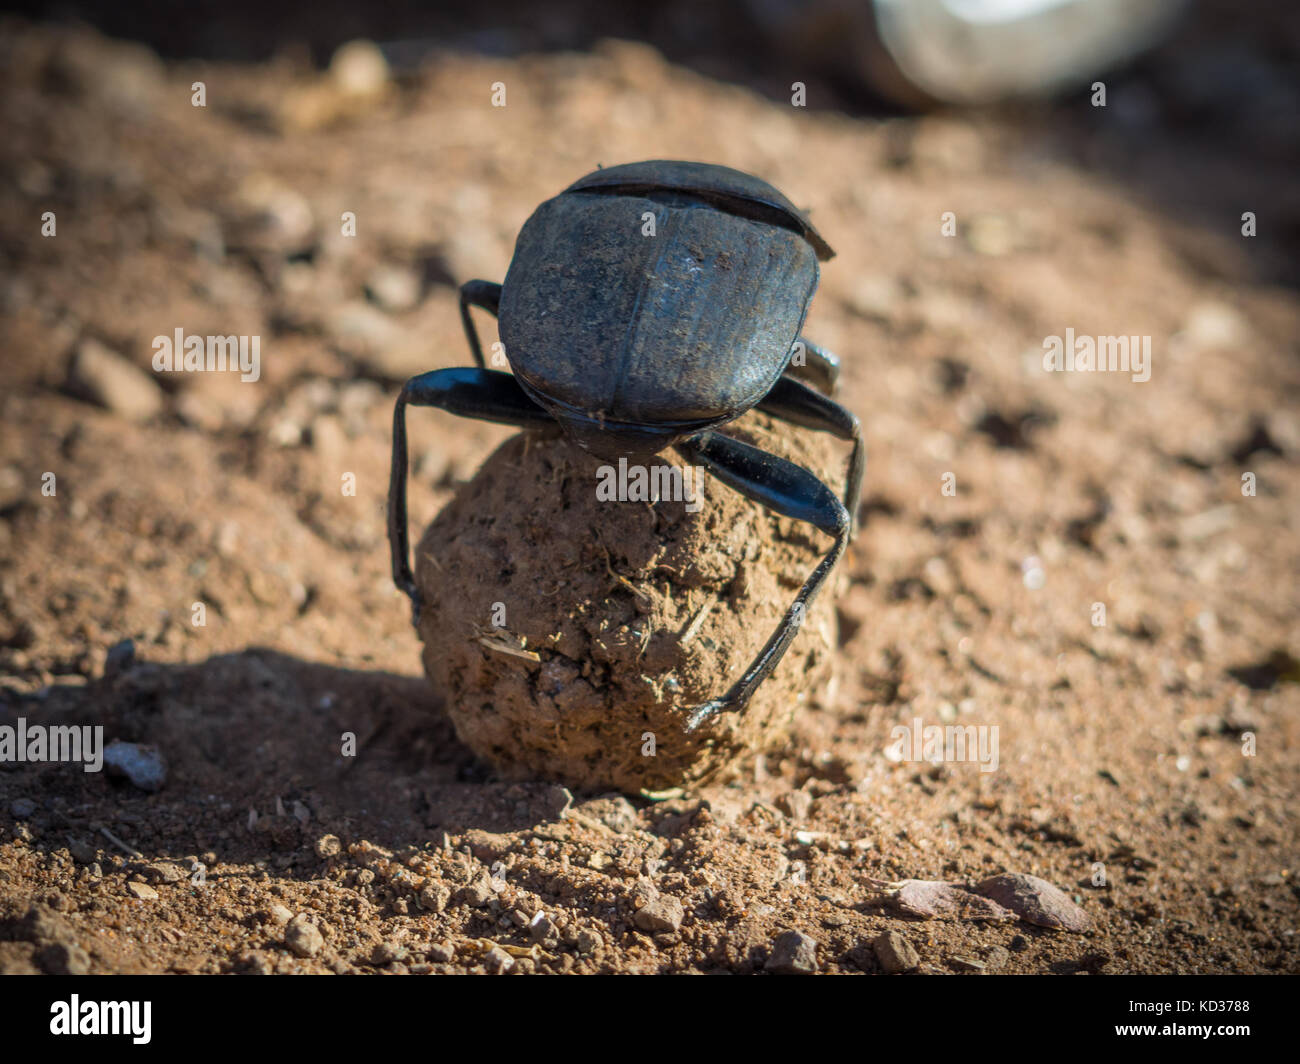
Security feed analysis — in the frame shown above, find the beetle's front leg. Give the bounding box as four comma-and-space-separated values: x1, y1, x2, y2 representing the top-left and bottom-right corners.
758, 375, 864, 535
458, 280, 503, 368
674, 430, 851, 731
389, 367, 556, 624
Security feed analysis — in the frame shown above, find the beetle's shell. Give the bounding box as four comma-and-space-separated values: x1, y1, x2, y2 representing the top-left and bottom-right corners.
498, 163, 822, 433
565, 160, 835, 262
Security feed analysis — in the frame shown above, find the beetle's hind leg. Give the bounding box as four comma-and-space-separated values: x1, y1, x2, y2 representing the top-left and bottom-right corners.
389, 367, 556, 624
758, 376, 864, 536
459, 280, 503, 368
673, 430, 851, 731
784, 336, 840, 395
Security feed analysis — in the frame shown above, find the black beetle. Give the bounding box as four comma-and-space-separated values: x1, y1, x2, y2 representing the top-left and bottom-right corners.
389, 160, 863, 730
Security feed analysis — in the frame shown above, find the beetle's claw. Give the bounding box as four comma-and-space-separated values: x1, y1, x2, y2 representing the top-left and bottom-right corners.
684, 699, 729, 732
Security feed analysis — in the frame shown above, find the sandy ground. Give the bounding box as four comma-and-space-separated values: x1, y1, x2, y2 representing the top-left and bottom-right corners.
0, 12, 1297, 974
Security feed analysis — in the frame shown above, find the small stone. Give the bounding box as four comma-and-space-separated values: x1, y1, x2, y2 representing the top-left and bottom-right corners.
766, 930, 818, 974
366, 264, 421, 312
457, 873, 494, 908
975, 873, 1092, 932
869, 878, 1014, 922
633, 895, 684, 933
428, 941, 455, 963
67, 339, 164, 422
949, 955, 986, 972
37, 942, 92, 975
873, 931, 920, 973
418, 883, 451, 912
143, 862, 185, 884
102, 740, 167, 792
267, 904, 294, 926
227, 174, 315, 256
314, 834, 342, 858
983, 945, 1011, 972
484, 946, 514, 974
528, 912, 556, 944
126, 881, 158, 901
575, 929, 601, 955
284, 914, 324, 958
0, 465, 23, 510
10, 798, 36, 818
329, 40, 390, 99
369, 941, 406, 966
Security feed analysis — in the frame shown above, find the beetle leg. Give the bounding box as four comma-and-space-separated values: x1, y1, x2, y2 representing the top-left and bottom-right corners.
757, 376, 864, 536
784, 336, 840, 395
389, 367, 556, 625
458, 280, 503, 369
674, 430, 851, 731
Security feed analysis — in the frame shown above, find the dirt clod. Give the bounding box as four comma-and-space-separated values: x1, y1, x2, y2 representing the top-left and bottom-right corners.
415, 417, 843, 795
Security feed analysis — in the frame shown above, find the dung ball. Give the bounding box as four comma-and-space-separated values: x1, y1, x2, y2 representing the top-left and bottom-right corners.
413, 411, 848, 795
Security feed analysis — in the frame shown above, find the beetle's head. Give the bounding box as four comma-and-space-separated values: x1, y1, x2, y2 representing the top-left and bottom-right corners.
557, 412, 683, 461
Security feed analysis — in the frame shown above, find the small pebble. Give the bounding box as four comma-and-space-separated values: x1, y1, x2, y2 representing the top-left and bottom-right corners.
142, 862, 183, 884
369, 941, 406, 966
484, 946, 514, 974
766, 930, 818, 974
366, 264, 421, 312
103, 740, 167, 792
950, 955, 986, 972
975, 873, 1092, 932
126, 882, 158, 901
457, 873, 494, 908
873, 931, 920, 973
284, 914, 324, 958
68, 338, 164, 422
314, 834, 342, 858
529, 912, 557, 944
633, 896, 684, 934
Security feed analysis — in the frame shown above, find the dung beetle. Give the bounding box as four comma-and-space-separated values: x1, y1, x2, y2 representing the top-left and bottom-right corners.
389, 160, 863, 730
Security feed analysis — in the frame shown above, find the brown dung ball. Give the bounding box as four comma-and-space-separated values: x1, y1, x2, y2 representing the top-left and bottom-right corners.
413, 411, 848, 795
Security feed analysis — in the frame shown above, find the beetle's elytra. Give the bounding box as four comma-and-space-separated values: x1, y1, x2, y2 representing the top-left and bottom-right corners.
389, 160, 864, 730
